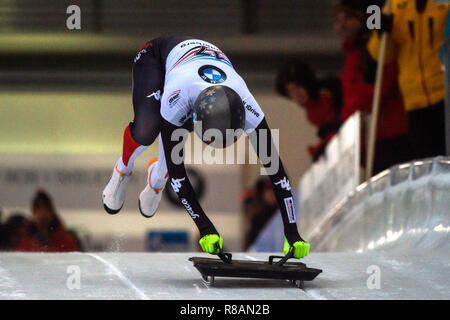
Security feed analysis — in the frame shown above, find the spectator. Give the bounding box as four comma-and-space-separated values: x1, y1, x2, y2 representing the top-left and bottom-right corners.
367, 0, 449, 159
335, 0, 414, 174
0, 213, 30, 251
16, 189, 80, 252
0, 224, 9, 250
242, 178, 278, 250
276, 59, 343, 161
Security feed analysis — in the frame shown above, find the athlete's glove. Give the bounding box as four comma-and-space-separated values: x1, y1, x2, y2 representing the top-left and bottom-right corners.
199, 234, 223, 254
283, 238, 310, 259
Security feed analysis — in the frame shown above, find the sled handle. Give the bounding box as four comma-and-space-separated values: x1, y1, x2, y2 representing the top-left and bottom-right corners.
215, 244, 232, 264
268, 247, 294, 266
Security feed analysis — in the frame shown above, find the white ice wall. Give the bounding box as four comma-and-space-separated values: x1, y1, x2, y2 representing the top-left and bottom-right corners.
308, 157, 450, 254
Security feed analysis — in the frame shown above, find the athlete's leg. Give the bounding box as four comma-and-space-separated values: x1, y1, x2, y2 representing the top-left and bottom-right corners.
116, 125, 148, 175
150, 135, 169, 190
103, 41, 164, 214
117, 42, 165, 174
139, 135, 168, 218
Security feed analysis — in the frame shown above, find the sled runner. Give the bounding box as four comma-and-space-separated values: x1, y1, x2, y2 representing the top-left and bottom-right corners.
189, 247, 322, 289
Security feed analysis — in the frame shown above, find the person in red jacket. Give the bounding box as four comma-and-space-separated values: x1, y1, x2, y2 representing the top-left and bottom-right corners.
276, 59, 343, 161
16, 189, 80, 252
335, 0, 414, 174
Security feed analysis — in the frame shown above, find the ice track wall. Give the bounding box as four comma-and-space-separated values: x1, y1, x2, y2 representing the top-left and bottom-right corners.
308, 157, 450, 254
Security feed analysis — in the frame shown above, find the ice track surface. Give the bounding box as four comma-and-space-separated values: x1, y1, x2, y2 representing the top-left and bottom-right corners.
0, 251, 448, 299
2, 158, 450, 299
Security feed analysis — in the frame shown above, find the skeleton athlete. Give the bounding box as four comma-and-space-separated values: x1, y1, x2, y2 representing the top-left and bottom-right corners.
102, 36, 310, 258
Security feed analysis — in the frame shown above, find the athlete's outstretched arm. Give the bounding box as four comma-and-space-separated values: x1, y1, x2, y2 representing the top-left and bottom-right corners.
248, 118, 310, 258
160, 118, 222, 253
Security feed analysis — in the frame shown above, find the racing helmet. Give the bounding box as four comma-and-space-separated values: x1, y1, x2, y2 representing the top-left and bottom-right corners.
193, 85, 245, 148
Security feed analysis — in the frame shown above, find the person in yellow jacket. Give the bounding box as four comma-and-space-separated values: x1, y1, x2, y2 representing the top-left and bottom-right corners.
367, 0, 449, 159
